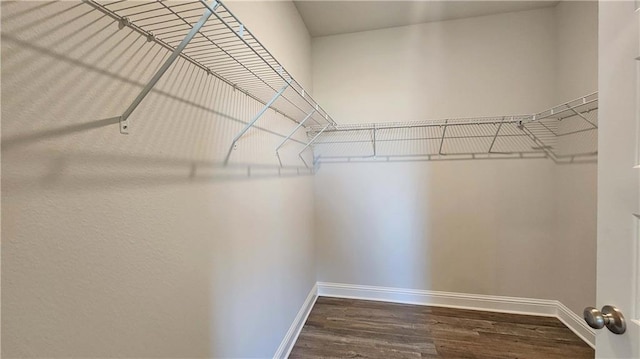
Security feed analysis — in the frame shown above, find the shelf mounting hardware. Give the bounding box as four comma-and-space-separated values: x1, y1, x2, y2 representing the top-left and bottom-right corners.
118, 17, 130, 30
299, 123, 331, 168
224, 79, 292, 165
118, 0, 220, 134
275, 108, 316, 167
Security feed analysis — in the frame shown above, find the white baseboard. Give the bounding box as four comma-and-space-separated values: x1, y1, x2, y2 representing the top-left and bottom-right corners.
556, 301, 596, 349
316, 282, 595, 349
273, 283, 318, 359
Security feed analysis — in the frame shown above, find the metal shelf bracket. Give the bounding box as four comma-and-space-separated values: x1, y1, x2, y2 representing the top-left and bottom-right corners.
118, 0, 219, 134
438, 120, 448, 155
488, 117, 505, 153
372, 125, 377, 158
299, 123, 331, 168
276, 108, 317, 167
224, 79, 292, 165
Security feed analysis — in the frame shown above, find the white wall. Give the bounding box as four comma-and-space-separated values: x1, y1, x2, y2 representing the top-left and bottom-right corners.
1, 1, 314, 357
312, 3, 597, 316
312, 7, 557, 122
555, 1, 598, 102
315, 160, 558, 299
552, 0, 598, 316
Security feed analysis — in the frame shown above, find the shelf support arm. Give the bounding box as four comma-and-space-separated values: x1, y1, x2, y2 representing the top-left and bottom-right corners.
568, 106, 598, 129
275, 108, 316, 167
298, 124, 330, 168
372, 126, 377, 158
438, 120, 448, 155
488, 117, 505, 153
519, 123, 558, 162
118, 0, 219, 134
224, 80, 292, 165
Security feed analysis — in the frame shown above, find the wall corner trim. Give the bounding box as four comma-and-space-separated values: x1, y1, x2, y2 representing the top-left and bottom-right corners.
273, 283, 318, 359
315, 282, 595, 349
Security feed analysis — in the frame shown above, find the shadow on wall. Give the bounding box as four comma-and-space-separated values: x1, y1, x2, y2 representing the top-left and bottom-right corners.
2, 2, 316, 358
314, 158, 561, 300
1, 1, 315, 191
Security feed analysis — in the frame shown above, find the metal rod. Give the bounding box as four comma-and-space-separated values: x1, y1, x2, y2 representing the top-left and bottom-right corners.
224, 80, 291, 165
316, 118, 525, 133
568, 107, 598, 129
319, 152, 544, 160
488, 118, 504, 153
438, 121, 448, 155
524, 97, 598, 124
313, 133, 531, 145
299, 124, 330, 168
519, 124, 557, 161
372, 126, 377, 158
118, 0, 219, 134
316, 152, 548, 164
275, 109, 316, 167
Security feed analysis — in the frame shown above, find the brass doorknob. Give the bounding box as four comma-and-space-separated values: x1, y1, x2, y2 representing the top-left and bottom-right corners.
583, 305, 626, 334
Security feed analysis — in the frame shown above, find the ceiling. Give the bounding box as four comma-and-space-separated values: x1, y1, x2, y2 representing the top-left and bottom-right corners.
294, 1, 560, 37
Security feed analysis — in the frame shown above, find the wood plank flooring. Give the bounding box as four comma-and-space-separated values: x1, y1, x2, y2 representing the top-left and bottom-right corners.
289, 297, 594, 359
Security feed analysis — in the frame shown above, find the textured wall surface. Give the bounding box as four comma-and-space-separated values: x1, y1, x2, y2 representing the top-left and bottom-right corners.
1, 1, 316, 357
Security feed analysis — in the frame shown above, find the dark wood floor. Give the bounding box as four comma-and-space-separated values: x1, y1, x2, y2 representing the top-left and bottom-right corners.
289, 297, 594, 359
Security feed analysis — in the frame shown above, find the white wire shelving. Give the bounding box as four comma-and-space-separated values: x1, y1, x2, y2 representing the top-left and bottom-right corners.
308, 93, 598, 166
85, 0, 335, 165
85, 0, 597, 170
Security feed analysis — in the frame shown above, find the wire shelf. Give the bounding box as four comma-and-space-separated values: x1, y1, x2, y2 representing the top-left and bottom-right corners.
87, 0, 335, 128
84, 1, 596, 168
308, 93, 598, 165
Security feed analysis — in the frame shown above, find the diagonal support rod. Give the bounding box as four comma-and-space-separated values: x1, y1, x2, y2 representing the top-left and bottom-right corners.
372, 126, 377, 158
519, 123, 558, 162
276, 108, 316, 167
438, 120, 448, 155
488, 117, 504, 153
118, 0, 219, 134
224, 80, 292, 165
299, 124, 330, 168
568, 107, 598, 129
